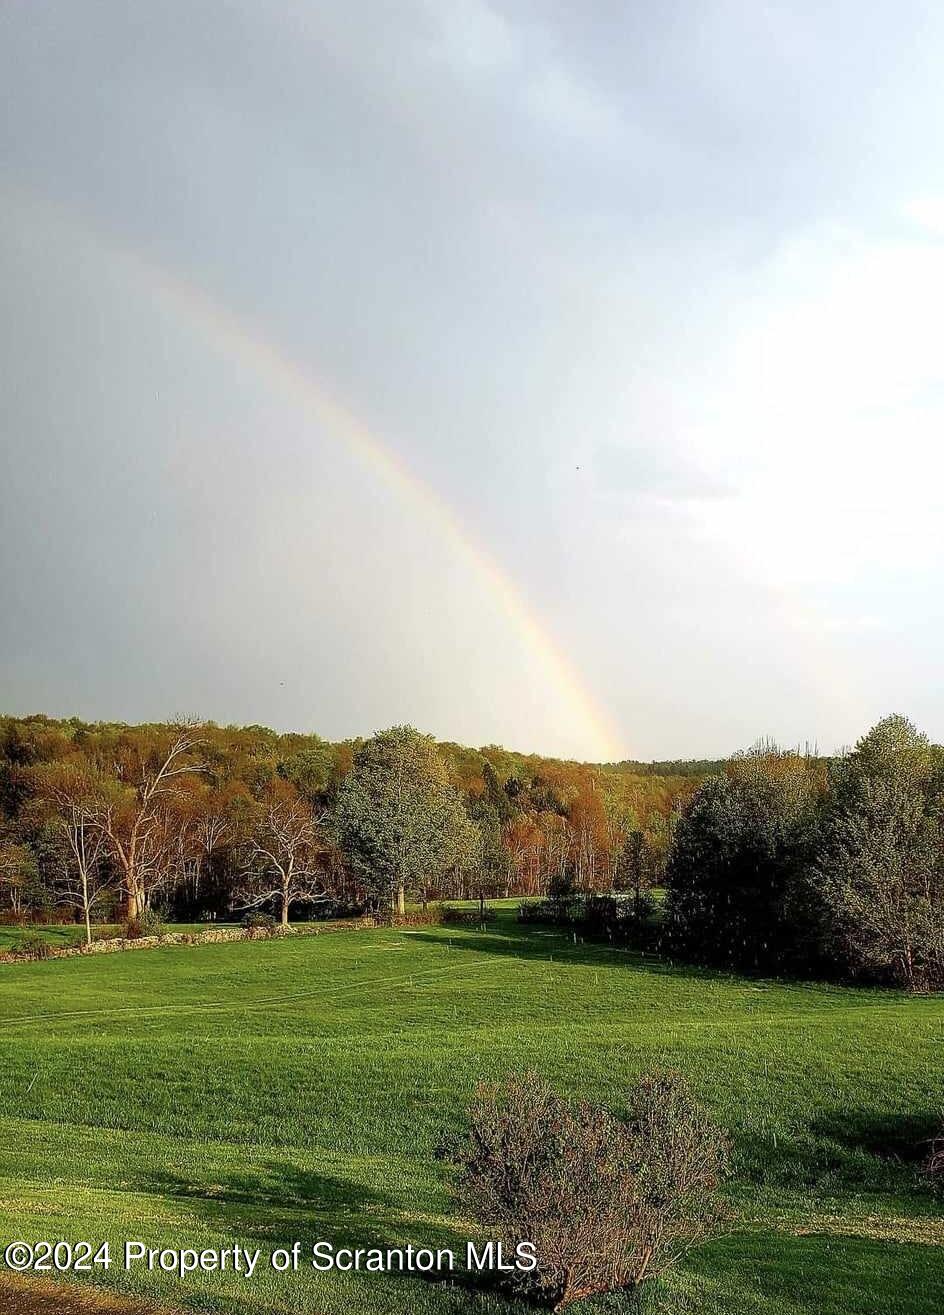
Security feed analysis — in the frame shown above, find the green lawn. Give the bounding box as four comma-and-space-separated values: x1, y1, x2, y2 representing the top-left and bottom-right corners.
0, 923, 113, 951
0, 909, 941, 1313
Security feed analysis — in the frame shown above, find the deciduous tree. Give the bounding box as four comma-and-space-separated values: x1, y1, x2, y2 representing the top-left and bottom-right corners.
665, 747, 820, 972
41, 762, 115, 945
236, 788, 328, 926
810, 717, 944, 990
96, 729, 205, 921
335, 726, 481, 914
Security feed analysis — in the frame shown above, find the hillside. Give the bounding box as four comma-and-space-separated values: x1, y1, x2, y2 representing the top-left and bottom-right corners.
1, 909, 940, 1314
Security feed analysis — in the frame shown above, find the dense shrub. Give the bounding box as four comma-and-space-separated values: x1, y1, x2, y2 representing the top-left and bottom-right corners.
124, 908, 166, 940
441, 1070, 728, 1309
517, 894, 656, 946
441, 905, 495, 927
517, 899, 557, 924
388, 906, 445, 927
241, 911, 277, 938
370, 905, 444, 928
583, 893, 656, 941
11, 931, 53, 960
306, 898, 367, 922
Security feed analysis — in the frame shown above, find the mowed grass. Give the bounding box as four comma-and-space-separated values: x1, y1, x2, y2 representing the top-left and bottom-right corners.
0, 910, 942, 1314
0, 925, 115, 952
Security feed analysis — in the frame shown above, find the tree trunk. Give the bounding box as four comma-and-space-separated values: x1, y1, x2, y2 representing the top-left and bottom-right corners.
553, 1267, 574, 1311
80, 870, 92, 947
396, 882, 405, 917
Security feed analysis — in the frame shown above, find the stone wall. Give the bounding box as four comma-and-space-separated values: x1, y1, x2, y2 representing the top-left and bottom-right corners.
0, 917, 378, 965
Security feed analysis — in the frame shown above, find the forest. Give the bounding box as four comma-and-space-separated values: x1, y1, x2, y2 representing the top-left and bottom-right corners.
0, 713, 704, 934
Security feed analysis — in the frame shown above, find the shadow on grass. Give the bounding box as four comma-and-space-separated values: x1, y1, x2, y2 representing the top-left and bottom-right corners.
15, 1230, 942, 1315
0, 1273, 164, 1314
410, 921, 728, 987
682, 1229, 944, 1315
415, 916, 936, 1004
735, 1106, 942, 1197
811, 1108, 940, 1165
146, 1159, 460, 1252
142, 1159, 533, 1311
414, 924, 941, 1203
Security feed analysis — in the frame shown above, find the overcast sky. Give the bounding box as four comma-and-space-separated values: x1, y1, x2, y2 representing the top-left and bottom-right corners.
2, 2, 944, 761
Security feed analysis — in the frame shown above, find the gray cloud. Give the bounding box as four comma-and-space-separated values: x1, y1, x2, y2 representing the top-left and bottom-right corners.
592, 441, 731, 503
2, 1, 944, 757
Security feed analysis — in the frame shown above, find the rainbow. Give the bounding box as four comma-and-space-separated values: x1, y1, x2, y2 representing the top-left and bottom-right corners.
7, 186, 624, 762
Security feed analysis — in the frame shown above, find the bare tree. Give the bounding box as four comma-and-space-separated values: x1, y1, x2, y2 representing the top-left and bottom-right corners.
195, 801, 234, 870
237, 796, 329, 926
187, 790, 242, 913
150, 804, 200, 910
98, 730, 205, 921
46, 770, 114, 946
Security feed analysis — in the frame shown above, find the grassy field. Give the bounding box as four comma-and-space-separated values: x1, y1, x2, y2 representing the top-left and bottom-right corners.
0, 908, 941, 1313
0, 925, 116, 952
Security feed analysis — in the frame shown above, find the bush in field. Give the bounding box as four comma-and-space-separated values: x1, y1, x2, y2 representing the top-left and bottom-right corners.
11, 931, 53, 960
441, 905, 495, 927
241, 911, 277, 938
441, 1070, 729, 1309
517, 895, 655, 947
124, 907, 165, 940
388, 905, 445, 927
582, 893, 655, 943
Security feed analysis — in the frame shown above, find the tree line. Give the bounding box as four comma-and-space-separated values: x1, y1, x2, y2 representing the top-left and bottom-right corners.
8, 709, 935, 991
665, 715, 944, 992
0, 715, 700, 939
